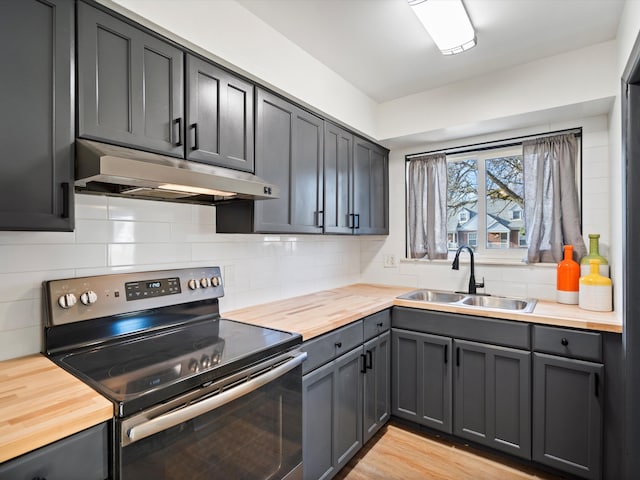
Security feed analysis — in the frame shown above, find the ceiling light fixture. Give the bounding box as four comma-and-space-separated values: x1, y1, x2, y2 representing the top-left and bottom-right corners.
408, 0, 476, 56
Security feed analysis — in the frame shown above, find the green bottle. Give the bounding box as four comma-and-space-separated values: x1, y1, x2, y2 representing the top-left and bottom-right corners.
580, 233, 609, 277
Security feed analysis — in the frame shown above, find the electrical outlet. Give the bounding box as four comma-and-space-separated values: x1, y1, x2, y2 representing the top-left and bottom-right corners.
383, 254, 397, 268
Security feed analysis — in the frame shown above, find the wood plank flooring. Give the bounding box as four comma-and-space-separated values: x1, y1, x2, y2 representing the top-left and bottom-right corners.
334, 422, 565, 480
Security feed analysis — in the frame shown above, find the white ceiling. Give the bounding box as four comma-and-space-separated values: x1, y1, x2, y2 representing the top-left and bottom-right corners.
237, 0, 625, 104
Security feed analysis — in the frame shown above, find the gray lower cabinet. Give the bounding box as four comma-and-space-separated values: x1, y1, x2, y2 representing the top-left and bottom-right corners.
0, 423, 109, 480
353, 137, 389, 235
363, 330, 391, 443
303, 345, 363, 480
77, 1, 184, 156
454, 339, 531, 459
533, 350, 604, 479
391, 329, 453, 433
185, 54, 254, 171
0, 0, 74, 231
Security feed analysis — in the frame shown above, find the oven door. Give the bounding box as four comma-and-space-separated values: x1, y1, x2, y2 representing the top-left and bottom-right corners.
117, 350, 306, 480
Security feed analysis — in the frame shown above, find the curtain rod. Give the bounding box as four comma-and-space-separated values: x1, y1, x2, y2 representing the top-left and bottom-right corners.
405, 127, 582, 160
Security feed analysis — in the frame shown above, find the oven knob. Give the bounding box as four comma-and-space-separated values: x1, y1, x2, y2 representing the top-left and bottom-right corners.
188, 279, 199, 290
188, 359, 199, 373
200, 277, 210, 288
58, 293, 77, 309
80, 290, 98, 305
200, 355, 211, 368
211, 276, 221, 287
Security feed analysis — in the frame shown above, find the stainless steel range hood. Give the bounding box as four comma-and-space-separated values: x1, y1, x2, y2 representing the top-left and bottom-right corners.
75, 139, 279, 204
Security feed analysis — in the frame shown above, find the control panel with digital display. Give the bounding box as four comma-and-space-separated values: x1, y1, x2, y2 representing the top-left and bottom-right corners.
125, 277, 181, 301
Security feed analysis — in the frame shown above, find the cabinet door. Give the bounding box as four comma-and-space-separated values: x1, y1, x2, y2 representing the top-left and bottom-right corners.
363, 331, 391, 443
185, 55, 254, 172
0, 0, 74, 231
77, 2, 184, 156
303, 360, 336, 480
353, 137, 388, 235
303, 347, 363, 480
324, 123, 353, 234
454, 339, 531, 459
533, 353, 603, 480
255, 89, 323, 233
392, 329, 453, 433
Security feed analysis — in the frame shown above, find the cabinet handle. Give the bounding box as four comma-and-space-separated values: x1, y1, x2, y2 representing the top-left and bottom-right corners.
377, 322, 384, 328
317, 210, 324, 228
444, 344, 448, 364
61, 182, 70, 218
366, 350, 373, 370
175, 118, 183, 146
349, 213, 355, 229
561, 337, 569, 346
594, 372, 599, 397
191, 123, 199, 150
335, 342, 342, 348
361, 354, 367, 374
355, 213, 360, 229
456, 347, 460, 367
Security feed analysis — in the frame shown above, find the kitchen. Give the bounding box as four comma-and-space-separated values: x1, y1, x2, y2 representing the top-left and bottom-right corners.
0, 0, 638, 479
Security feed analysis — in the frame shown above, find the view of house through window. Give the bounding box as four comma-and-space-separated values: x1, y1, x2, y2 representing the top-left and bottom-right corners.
446, 145, 526, 256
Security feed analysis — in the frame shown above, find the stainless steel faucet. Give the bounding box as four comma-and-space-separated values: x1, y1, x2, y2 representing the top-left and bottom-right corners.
452, 245, 485, 294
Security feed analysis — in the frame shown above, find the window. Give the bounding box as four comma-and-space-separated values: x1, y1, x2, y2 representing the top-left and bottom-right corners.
447, 145, 525, 256
406, 130, 582, 262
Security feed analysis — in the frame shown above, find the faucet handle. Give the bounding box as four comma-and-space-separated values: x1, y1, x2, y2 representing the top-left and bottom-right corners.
476, 277, 485, 289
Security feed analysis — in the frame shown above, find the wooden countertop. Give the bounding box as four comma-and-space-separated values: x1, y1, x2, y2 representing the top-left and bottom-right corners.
0, 355, 113, 463
224, 284, 412, 341
224, 284, 623, 339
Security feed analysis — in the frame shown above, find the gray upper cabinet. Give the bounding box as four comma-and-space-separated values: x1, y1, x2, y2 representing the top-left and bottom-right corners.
533, 353, 603, 479
353, 137, 389, 235
0, 0, 74, 231
185, 55, 254, 172
324, 123, 353, 234
253, 89, 323, 233
77, 2, 184, 157
454, 339, 532, 460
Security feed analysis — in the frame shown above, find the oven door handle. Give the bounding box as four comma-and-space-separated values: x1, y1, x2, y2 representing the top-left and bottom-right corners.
126, 351, 307, 445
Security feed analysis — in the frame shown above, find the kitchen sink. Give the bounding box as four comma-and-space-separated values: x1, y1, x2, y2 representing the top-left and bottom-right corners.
397, 289, 537, 314
400, 290, 467, 303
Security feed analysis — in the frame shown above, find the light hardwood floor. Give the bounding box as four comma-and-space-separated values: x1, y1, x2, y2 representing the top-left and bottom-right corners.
334, 422, 565, 480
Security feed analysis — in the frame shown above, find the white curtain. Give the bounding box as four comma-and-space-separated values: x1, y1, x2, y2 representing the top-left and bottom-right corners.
523, 133, 586, 263
407, 154, 448, 259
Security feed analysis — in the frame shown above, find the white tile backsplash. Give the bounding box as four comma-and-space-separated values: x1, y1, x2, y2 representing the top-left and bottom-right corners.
0, 194, 364, 360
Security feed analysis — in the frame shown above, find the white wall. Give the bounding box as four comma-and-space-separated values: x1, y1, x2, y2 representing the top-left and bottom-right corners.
361, 115, 611, 302
0, 195, 361, 361
104, 0, 377, 139
609, 0, 640, 321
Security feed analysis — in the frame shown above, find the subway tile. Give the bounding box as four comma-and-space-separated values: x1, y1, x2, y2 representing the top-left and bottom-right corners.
0, 270, 74, 302
0, 245, 106, 274
0, 299, 41, 331
107, 196, 191, 223
0, 230, 75, 245
75, 194, 108, 220
0, 326, 42, 361
191, 204, 216, 225
76, 220, 172, 244
170, 223, 216, 243
108, 244, 191, 266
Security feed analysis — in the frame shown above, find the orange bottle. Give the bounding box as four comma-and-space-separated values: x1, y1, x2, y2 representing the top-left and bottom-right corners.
557, 245, 580, 304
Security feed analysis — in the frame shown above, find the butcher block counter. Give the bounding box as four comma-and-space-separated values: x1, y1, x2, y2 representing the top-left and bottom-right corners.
0, 354, 113, 463
223, 283, 623, 339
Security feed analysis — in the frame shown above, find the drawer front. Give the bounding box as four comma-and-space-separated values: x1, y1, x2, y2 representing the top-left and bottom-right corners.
363, 309, 391, 341
533, 325, 602, 362
0, 423, 108, 480
302, 320, 363, 374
